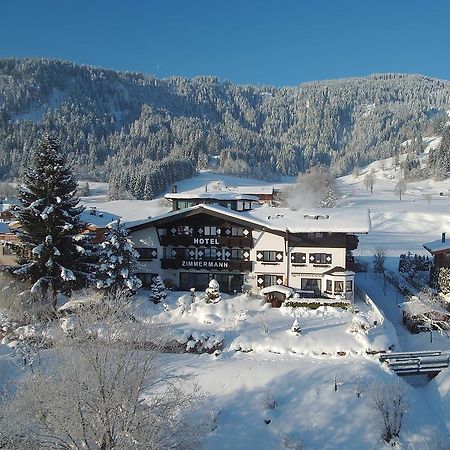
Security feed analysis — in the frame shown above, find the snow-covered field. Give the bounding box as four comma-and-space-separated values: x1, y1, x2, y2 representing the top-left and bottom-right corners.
3, 152, 450, 448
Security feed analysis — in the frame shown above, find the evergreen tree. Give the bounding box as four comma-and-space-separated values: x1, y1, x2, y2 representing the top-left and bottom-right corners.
12, 134, 96, 306
96, 220, 142, 294
150, 276, 166, 304
205, 279, 221, 303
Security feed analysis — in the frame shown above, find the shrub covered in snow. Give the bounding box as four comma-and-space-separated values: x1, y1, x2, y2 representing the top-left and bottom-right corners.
176, 329, 224, 354
290, 319, 301, 335
205, 279, 221, 304
150, 276, 166, 304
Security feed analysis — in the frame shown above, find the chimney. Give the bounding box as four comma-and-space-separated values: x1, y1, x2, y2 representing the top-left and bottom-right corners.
172, 185, 177, 193
442, 232, 446, 243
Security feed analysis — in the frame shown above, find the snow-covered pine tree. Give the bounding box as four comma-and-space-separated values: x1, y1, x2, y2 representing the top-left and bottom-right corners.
150, 276, 166, 304
205, 279, 221, 303
96, 220, 142, 294
12, 134, 96, 307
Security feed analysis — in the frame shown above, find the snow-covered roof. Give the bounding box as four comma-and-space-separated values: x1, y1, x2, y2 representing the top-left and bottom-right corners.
0, 198, 20, 212
165, 191, 259, 202
80, 207, 120, 228
423, 237, 450, 254
0, 222, 11, 233
324, 266, 355, 276
126, 203, 371, 234
402, 297, 450, 316
245, 205, 370, 233
260, 285, 294, 297
166, 183, 274, 202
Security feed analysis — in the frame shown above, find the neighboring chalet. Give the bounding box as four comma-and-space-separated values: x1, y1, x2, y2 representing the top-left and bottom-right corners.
424, 233, 450, 268
0, 206, 119, 266
126, 192, 370, 300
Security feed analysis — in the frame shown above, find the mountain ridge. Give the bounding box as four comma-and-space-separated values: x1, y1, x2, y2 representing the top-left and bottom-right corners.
1, 57, 449, 199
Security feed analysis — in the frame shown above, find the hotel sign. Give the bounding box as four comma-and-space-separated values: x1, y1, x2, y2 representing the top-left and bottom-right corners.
192, 237, 220, 245
181, 260, 229, 269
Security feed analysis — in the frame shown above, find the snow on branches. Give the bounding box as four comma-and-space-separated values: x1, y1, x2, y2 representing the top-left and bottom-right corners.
96, 220, 142, 294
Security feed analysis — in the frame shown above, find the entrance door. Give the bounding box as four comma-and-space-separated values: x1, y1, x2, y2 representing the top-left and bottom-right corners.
180, 272, 210, 291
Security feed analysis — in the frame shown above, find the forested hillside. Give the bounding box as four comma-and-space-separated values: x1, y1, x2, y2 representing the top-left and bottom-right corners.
1, 58, 450, 198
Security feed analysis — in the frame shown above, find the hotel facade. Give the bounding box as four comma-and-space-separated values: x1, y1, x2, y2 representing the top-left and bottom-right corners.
127, 187, 370, 300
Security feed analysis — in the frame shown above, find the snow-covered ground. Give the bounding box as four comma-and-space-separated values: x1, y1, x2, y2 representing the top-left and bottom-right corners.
3, 152, 450, 448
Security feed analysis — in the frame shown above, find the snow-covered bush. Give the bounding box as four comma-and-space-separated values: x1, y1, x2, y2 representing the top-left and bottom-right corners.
290, 318, 301, 335
177, 293, 194, 314
180, 330, 224, 354
259, 389, 278, 410
279, 432, 307, 450
205, 279, 221, 303
150, 276, 166, 304
96, 220, 142, 294
348, 314, 370, 333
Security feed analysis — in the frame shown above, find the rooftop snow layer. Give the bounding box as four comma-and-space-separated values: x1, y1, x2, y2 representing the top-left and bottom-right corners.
0, 222, 11, 233
80, 208, 120, 228
423, 237, 450, 253
126, 204, 371, 234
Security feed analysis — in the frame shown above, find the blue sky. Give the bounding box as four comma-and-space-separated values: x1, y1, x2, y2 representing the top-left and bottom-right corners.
1, 0, 449, 86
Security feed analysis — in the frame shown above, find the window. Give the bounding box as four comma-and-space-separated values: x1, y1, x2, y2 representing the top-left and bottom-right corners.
231, 227, 244, 237
136, 273, 158, 289
177, 225, 192, 236
237, 201, 244, 211
291, 252, 307, 264
204, 226, 217, 236
176, 200, 196, 210
230, 249, 243, 260
260, 251, 278, 262
202, 248, 217, 260
326, 279, 332, 292
334, 281, 344, 293
257, 274, 282, 288
135, 248, 158, 260
301, 278, 321, 293
244, 201, 251, 210
309, 253, 332, 265
346, 280, 353, 292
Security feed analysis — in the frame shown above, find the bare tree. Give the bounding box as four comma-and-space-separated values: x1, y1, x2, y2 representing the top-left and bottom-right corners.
422, 193, 433, 205
363, 171, 376, 193
0, 291, 207, 449
0, 182, 17, 198
368, 379, 409, 443
373, 248, 387, 293
394, 179, 407, 200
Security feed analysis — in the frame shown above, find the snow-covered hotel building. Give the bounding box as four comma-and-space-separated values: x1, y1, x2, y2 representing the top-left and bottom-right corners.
127, 187, 370, 300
